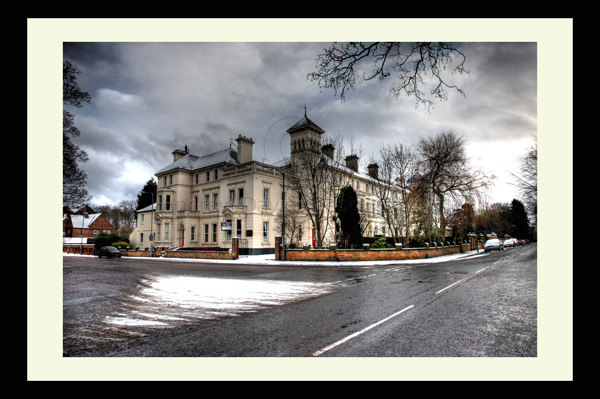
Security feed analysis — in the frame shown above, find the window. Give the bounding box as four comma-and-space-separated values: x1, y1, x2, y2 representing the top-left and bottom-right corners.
169, 175, 172, 185
157, 225, 161, 241
212, 223, 217, 243
225, 219, 232, 241
263, 221, 269, 243
229, 189, 235, 205
212, 193, 218, 211
204, 224, 209, 243
163, 176, 167, 186
191, 226, 196, 241
164, 223, 169, 241
214, 169, 218, 181
165, 195, 171, 211
263, 188, 269, 208
158, 195, 162, 211
141, 213, 144, 224
204, 195, 210, 211
194, 196, 198, 211
298, 225, 303, 241
195, 174, 199, 184
236, 219, 242, 238
140, 233, 144, 244
238, 188, 244, 205
206, 171, 210, 182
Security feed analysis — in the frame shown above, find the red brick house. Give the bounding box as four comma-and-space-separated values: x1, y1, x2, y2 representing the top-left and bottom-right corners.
63, 213, 116, 254
63, 213, 115, 238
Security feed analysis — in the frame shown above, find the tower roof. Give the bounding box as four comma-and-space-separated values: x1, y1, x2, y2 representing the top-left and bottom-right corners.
286, 115, 325, 134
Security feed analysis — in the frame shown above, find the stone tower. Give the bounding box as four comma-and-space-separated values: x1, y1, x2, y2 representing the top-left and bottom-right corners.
287, 109, 325, 159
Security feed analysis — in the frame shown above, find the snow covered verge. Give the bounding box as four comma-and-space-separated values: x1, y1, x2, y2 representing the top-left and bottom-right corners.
64, 249, 487, 267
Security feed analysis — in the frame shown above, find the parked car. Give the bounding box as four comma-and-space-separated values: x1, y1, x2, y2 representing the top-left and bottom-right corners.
503, 238, 517, 248
484, 239, 504, 252
98, 246, 122, 258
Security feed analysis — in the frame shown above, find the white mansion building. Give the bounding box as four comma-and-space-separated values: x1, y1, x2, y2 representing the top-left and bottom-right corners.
130, 114, 400, 254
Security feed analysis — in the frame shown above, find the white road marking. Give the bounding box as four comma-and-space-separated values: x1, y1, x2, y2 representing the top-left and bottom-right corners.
435, 279, 465, 295
312, 305, 414, 356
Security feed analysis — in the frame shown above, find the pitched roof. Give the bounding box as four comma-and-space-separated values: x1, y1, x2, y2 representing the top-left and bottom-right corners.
156, 148, 238, 174
68, 213, 101, 229
137, 203, 156, 213
286, 115, 325, 134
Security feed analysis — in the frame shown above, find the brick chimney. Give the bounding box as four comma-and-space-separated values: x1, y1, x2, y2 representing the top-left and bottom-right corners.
367, 163, 379, 179
345, 154, 359, 172
236, 135, 254, 164
321, 144, 334, 159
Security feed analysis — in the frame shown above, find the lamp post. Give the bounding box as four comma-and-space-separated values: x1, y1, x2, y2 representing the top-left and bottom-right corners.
276, 169, 286, 261
141, 190, 155, 257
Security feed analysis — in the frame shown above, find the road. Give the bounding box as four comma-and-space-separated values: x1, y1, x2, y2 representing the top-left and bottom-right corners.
63, 244, 536, 357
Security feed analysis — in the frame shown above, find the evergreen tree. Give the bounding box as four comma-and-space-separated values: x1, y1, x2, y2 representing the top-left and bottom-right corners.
137, 178, 157, 211
63, 61, 92, 209
335, 185, 363, 248
509, 199, 530, 239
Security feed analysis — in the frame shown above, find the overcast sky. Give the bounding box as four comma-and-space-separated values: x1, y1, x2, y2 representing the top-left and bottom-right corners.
62, 36, 537, 209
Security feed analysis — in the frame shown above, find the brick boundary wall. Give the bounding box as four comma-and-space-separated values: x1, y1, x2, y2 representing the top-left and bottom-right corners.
164, 237, 239, 260
63, 245, 96, 255
275, 236, 482, 262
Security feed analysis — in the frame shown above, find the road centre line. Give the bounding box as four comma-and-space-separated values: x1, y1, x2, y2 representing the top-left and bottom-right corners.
312, 305, 414, 356
435, 279, 465, 295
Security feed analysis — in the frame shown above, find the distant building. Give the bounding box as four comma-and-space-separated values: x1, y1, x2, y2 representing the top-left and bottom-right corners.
143, 114, 399, 255
63, 212, 115, 238
63, 212, 115, 248
129, 203, 156, 249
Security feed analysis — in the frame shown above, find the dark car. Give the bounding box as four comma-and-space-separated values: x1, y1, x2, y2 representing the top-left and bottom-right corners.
98, 246, 122, 258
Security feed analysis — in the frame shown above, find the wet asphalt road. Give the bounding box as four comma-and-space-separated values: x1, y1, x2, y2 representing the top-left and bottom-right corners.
63, 244, 536, 358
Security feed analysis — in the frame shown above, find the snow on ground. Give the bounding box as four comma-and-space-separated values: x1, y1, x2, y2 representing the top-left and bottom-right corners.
65, 250, 489, 328
105, 276, 339, 327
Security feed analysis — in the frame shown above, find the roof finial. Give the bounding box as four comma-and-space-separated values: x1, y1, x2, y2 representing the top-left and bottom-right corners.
304, 104, 307, 117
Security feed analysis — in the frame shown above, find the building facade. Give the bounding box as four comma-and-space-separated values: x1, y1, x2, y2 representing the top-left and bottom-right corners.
132, 115, 400, 254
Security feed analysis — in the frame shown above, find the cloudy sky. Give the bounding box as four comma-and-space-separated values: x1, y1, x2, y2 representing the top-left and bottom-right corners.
31, 19, 570, 212
62, 39, 536, 208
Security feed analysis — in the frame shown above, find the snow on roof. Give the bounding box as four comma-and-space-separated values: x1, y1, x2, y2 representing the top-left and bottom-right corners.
156, 148, 238, 175
63, 237, 91, 244
137, 203, 156, 213
69, 213, 101, 229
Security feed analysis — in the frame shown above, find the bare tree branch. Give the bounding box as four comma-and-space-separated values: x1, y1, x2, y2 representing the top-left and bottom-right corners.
308, 42, 468, 110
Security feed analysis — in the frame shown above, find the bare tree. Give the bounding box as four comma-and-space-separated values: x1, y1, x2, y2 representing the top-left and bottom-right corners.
415, 131, 494, 233
367, 150, 402, 243
308, 42, 468, 110
275, 192, 308, 247
95, 200, 137, 236
511, 136, 537, 225
284, 149, 335, 248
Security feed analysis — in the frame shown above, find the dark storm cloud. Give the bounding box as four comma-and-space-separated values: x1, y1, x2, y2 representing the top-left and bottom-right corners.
63, 41, 537, 205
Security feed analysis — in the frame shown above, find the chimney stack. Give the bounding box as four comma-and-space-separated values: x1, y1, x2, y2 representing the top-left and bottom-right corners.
236, 135, 255, 164
367, 163, 379, 179
172, 147, 188, 162
321, 143, 334, 159
345, 154, 359, 172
